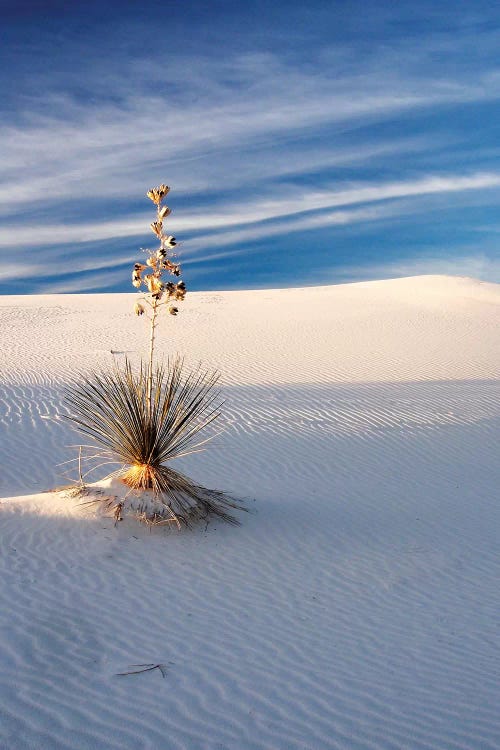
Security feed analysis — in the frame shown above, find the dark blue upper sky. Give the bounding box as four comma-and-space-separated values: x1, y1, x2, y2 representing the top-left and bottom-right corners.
2, 0, 500, 293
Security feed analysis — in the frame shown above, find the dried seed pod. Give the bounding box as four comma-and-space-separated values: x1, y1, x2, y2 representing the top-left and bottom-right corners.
174, 281, 186, 301
157, 184, 170, 200
135, 184, 185, 324
162, 260, 181, 276
145, 275, 163, 297
146, 184, 170, 204
150, 221, 163, 238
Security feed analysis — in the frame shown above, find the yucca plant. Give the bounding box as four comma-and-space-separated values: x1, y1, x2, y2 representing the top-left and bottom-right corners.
65, 358, 240, 526
64, 184, 242, 527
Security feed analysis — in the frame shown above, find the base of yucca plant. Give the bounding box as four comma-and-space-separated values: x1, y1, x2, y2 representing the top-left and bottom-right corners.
103, 470, 242, 529
120, 464, 158, 491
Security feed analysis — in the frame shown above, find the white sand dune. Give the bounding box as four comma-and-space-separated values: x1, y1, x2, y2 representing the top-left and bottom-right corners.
0, 275, 499, 750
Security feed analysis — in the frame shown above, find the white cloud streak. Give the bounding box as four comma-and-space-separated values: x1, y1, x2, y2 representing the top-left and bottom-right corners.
1, 171, 499, 249
2, 46, 500, 213
3, 36, 500, 291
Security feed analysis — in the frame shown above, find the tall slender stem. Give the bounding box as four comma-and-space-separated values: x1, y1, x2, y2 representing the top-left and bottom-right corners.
147, 297, 157, 414
135, 185, 184, 414
146, 199, 162, 415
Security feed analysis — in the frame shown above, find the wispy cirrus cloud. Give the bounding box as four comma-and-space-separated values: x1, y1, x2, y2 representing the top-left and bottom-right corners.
3, 46, 500, 212
2, 9, 500, 292
2, 171, 500, 249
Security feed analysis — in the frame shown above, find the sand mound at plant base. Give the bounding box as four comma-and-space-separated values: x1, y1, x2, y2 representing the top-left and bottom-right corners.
0, 275, 499, 749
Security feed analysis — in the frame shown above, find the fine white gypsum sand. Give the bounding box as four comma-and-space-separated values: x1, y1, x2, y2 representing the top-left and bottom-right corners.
0, 274, 499, 750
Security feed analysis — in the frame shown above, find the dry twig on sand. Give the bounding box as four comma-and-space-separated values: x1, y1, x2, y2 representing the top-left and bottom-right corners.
116, 663, 169, 678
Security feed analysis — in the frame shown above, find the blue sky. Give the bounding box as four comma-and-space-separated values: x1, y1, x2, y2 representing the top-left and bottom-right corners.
2, 0, 500, 293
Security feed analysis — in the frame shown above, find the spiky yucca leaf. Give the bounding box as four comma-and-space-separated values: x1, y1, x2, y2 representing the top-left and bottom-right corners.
64, 358, 242, 526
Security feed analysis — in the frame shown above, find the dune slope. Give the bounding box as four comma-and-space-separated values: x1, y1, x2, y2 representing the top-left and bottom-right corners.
0, 275, 499, 750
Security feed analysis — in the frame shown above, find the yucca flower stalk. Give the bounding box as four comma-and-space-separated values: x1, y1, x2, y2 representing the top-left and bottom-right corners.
132, 184, 186, 415
64, 184, 243, 528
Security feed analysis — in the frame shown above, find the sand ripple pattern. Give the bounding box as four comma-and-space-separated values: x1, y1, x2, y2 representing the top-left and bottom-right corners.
1, 374, 499, 749
0, 382, 76, 495
0, 277, 499, 749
